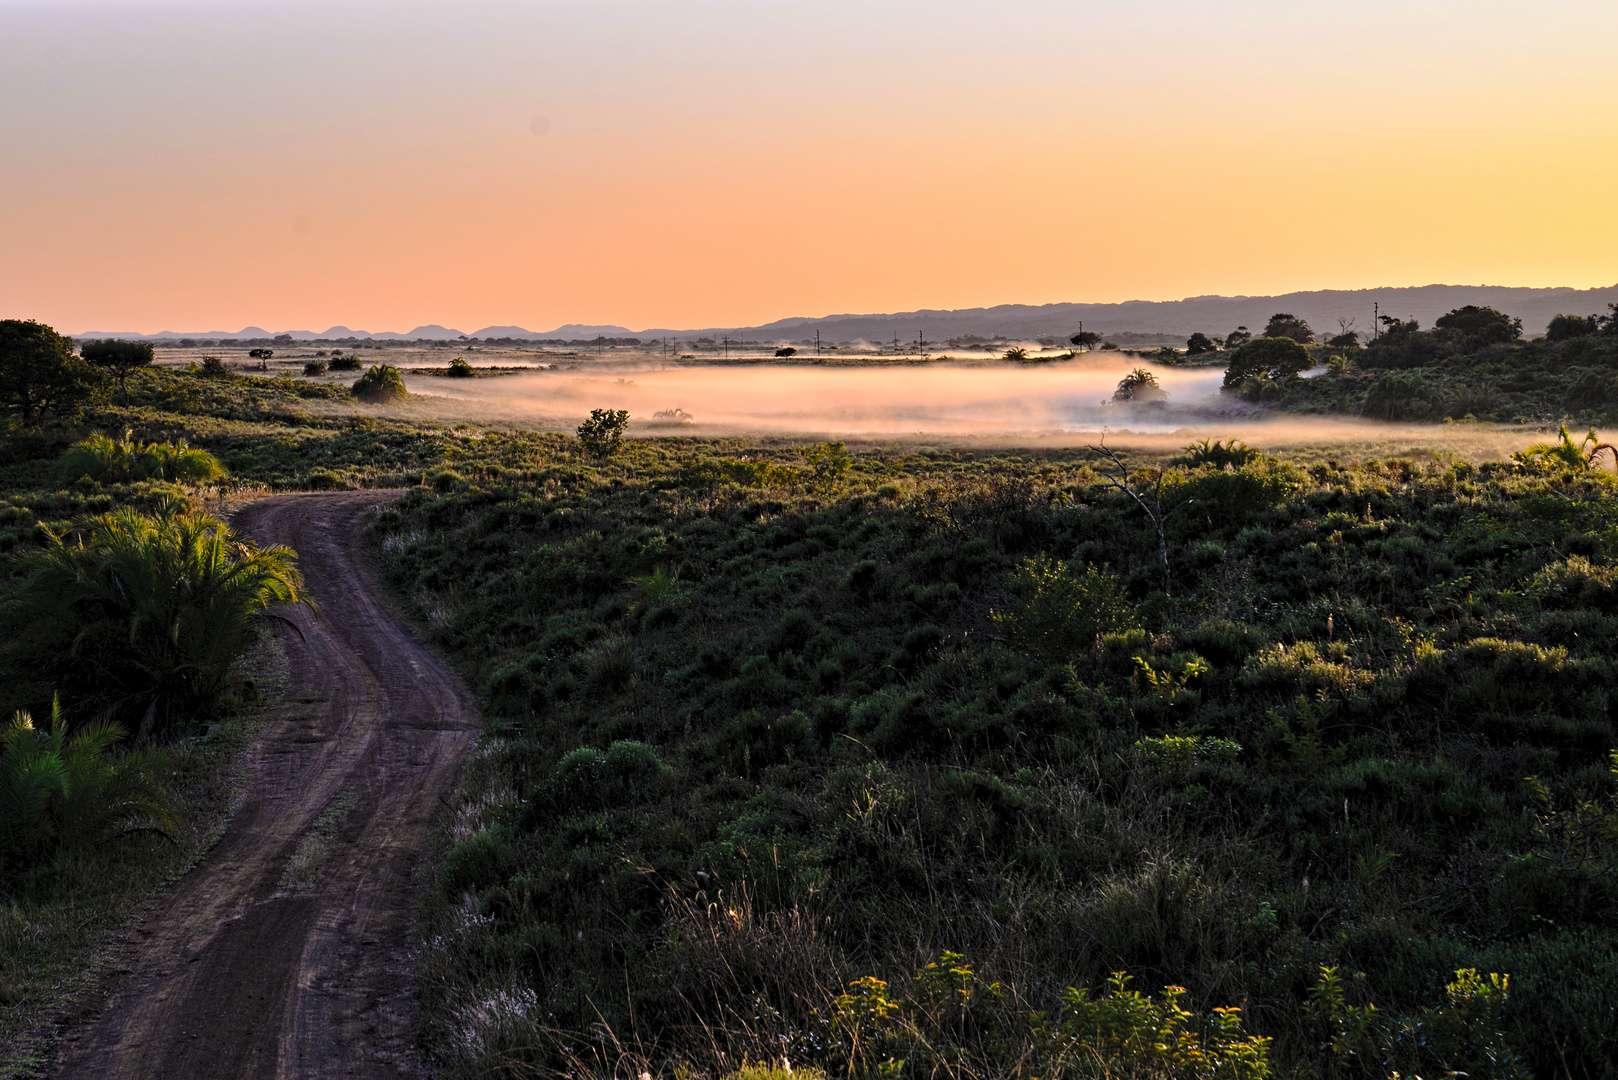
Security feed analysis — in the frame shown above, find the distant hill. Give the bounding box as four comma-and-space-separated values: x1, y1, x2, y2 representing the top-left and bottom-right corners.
706, 283, 1618, 344
68, 283, 1618, 344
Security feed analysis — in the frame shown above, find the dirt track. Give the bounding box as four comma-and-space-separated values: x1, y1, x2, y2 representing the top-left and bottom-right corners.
52, 491, 478, 1079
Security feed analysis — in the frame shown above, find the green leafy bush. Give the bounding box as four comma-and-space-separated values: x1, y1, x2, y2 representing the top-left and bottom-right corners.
447, 357, 475, 378
577, 408, 629, 457
992, 555, 1139, 662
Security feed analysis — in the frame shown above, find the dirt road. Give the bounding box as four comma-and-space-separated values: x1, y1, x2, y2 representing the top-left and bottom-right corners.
52, 491, 478, 1079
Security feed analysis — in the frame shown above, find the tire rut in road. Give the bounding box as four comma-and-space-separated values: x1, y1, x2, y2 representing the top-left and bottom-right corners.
52, 491, 478, 1080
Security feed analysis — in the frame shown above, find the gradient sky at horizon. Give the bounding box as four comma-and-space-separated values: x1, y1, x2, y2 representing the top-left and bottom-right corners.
3, 0, 1615, 335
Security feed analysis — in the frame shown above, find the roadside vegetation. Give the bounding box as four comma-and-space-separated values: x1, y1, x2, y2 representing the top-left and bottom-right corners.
367, 432, 1618, 1078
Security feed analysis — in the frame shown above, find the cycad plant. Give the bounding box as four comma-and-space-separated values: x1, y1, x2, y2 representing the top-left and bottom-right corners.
57, 430, 227, 485
0, 697, 179, 876
0, 505, 310, 741
1516, 424, 1618, 472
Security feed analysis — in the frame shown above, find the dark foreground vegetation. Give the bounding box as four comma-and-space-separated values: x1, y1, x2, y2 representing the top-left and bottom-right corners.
368, 433, 1618, 1079
4, 317, 1618, 1077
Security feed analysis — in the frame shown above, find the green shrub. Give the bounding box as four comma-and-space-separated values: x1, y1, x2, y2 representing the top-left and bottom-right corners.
329, 355, 362, 372
0, 697, 179, 877
551, 741, 668, 808
0, 506, 309, 739
303, 359, 328, 376
993, 555, 1139, 662
447, 357, 475, 378
577, 408, 629, 458
352, 363, 408, 403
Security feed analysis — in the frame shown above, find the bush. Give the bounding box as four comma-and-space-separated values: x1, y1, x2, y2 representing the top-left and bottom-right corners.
303, 359, 328, 376
198, 355, 231, 378
329, 355, 362, 372
0, 506, 309, 739
352, 364, 408, 403
577, 408, 629, 458
0, 698, 179, 877
447, 357, 475, 378
992, 555, 1139, 662
1222, 337, 1313, 390
551, 741, 668, 808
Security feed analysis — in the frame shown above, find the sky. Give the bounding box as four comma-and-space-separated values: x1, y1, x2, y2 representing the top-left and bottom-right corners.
2, 0, 1615, 335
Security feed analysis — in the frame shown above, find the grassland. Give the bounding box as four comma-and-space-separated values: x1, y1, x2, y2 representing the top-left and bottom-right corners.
3, 356, 1617, 1078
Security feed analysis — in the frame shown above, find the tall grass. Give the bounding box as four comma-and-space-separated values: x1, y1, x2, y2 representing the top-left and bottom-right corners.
0, 504, 309, 740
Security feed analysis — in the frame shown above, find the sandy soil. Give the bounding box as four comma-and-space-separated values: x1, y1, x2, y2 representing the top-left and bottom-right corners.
51, 491, 478, 1079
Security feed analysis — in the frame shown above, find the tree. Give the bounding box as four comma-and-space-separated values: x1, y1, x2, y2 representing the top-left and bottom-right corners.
1223, 326, 1252, 349
0, 320, 103, 422
1184, 332, 1217, 355
1262, 313, 1313, 343
81, 339, 154, 406
774, 347, 797, 357
1327, 331, 1360, 349
1070, 331, 1103, 351
577, 408, 629, 457
1113, 368, 1167, 403
1545, 314, 1600, 342
1434, 305, 1521, 348
1223, 336, 1314, 390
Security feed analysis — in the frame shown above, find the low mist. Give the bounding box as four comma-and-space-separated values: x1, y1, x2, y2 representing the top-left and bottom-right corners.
375, 360, 1549, 459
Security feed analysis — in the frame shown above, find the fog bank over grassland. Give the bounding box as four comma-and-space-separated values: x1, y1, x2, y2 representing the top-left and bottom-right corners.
379, 360, 1552, 460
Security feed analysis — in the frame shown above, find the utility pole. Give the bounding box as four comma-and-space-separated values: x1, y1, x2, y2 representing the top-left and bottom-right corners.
815, 329, 821, 357
1373, 302, 1379, 341
724, 336, 729, 360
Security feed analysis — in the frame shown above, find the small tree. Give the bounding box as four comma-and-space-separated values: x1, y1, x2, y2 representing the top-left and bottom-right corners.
1223, 336, 1315, 390
1070, 330, 1103, 351
1546, 314, 1600, 342
81, 339, 154, 406
577, 408, 629, 457
447, 357, 475, 378
1185, 332, 1217, 355
1223, 326, 1252, 349
1435, 305, 1520, 348
774, 346, 797, 357
0, 320, 103, 422
1088, 433, 1192, 596
1262, 313, 1314, 343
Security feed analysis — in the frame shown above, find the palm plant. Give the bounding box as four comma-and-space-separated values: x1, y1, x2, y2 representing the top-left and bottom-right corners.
0, 506, 310, 741
140, 437, 227, 482
0, 697, 179, 875
57, 431, 226, 485
353, 363, 409, 403
1516, 425, 1618, 472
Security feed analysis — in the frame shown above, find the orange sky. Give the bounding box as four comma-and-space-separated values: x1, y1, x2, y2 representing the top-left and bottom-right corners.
3, 0, 1615, 334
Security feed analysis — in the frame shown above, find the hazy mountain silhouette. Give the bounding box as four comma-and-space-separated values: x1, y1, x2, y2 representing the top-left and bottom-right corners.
69, 283, 1618, 343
